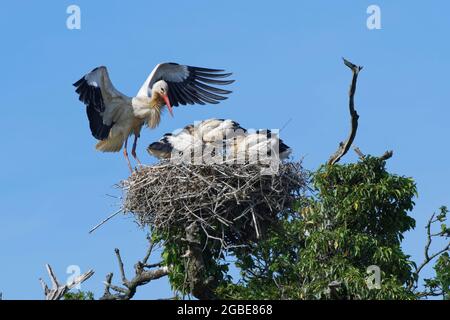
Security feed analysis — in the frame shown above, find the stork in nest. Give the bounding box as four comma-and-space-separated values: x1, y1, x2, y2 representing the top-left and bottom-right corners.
147, 118, 292, 164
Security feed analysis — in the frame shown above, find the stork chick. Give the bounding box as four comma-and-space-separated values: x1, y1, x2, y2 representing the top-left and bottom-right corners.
147, 119, 292, 163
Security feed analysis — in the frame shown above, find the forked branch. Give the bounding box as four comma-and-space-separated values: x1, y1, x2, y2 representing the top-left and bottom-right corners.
408, 208, 450, 295
39, 264, 94, 300
354, 147, 394, 161
100, 236, 169, 300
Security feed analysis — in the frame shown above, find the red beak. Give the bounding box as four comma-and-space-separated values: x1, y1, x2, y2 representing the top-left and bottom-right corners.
162, 94, 173, 117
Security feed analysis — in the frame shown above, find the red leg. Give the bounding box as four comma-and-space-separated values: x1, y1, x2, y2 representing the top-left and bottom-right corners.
123, 138, 133, 173
131, 134, 142, 166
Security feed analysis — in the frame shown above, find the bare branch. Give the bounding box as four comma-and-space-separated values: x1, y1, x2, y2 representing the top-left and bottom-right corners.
379, 150, 394, 160
39, 264, 94, 300
142, 235, 154, 265
102, 273, 113, 297
113, 248, 128, 284
353, 147, 393, 161
409, 211, 450, 293
424, 213, 436, 261
328, 58, 363, 165
89, 209, 123, 234
100, 238, 169, 300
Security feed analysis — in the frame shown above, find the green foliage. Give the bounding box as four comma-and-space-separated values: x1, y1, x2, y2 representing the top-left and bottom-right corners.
313, 156, 417, 244
421, 206, 450, 300
153, 227, 229, 296
423, 253, 450, 300
217, 156, 419, 299
63, 290, 94, 300
155, 156, 448, 300
436, 206, 450, 238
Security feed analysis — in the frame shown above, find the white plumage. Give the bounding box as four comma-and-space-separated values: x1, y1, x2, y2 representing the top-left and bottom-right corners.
73, 63, 234, 172
147, 119, 292, 163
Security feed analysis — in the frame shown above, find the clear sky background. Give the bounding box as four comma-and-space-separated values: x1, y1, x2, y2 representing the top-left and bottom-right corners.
0, 1, 448, 299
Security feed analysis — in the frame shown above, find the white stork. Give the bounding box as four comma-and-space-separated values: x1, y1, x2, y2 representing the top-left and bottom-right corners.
147, 119, 292, 162
147, 118, 245, 160
229, 130, 292, 161
73, 63, 234, 172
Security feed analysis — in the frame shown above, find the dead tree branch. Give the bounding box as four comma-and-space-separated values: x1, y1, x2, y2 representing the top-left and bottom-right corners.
353, 147, 366, 160
353, 147, 393, 161
408, 210, 450, 292
379, 150, 394, 161
100, 237, 169, 300
89, 209, 123, 234
328, 58, 363, 165
39, 264, 94, 300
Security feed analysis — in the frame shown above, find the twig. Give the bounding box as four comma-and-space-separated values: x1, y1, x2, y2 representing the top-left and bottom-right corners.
89, 209, 123, 234
328, 58, 363, 165
142, 235, 154, 264
115, 249, 127, 283
353, 147, 365, 160
409, 211, 450, 293
100, 237, 169, 300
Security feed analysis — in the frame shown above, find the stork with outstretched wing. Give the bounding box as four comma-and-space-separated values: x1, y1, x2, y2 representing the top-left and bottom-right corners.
73, 63, 234, 172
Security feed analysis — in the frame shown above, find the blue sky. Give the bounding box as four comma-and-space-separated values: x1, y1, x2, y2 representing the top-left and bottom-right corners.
0, 1, 449, 299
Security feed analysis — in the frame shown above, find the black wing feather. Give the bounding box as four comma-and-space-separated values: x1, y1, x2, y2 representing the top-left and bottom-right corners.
86, 104, 113, 140
194, 71, 232, 79
190, 83, 228, 101
185, 84, 219, 104
73, 72, 111, 140
190, 66, 224, 73
167, 85, 179, 107
171, 83, 190, 105
193, 81, 232, 95
160, 64, 234, 107
193, 75, 234, 86
183, 85, 206, 105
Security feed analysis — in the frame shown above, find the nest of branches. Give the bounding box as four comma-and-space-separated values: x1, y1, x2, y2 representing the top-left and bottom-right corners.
122, 161, 306, 248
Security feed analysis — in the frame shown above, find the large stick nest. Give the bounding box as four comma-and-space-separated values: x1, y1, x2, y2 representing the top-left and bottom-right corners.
122, 161, 306, 248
